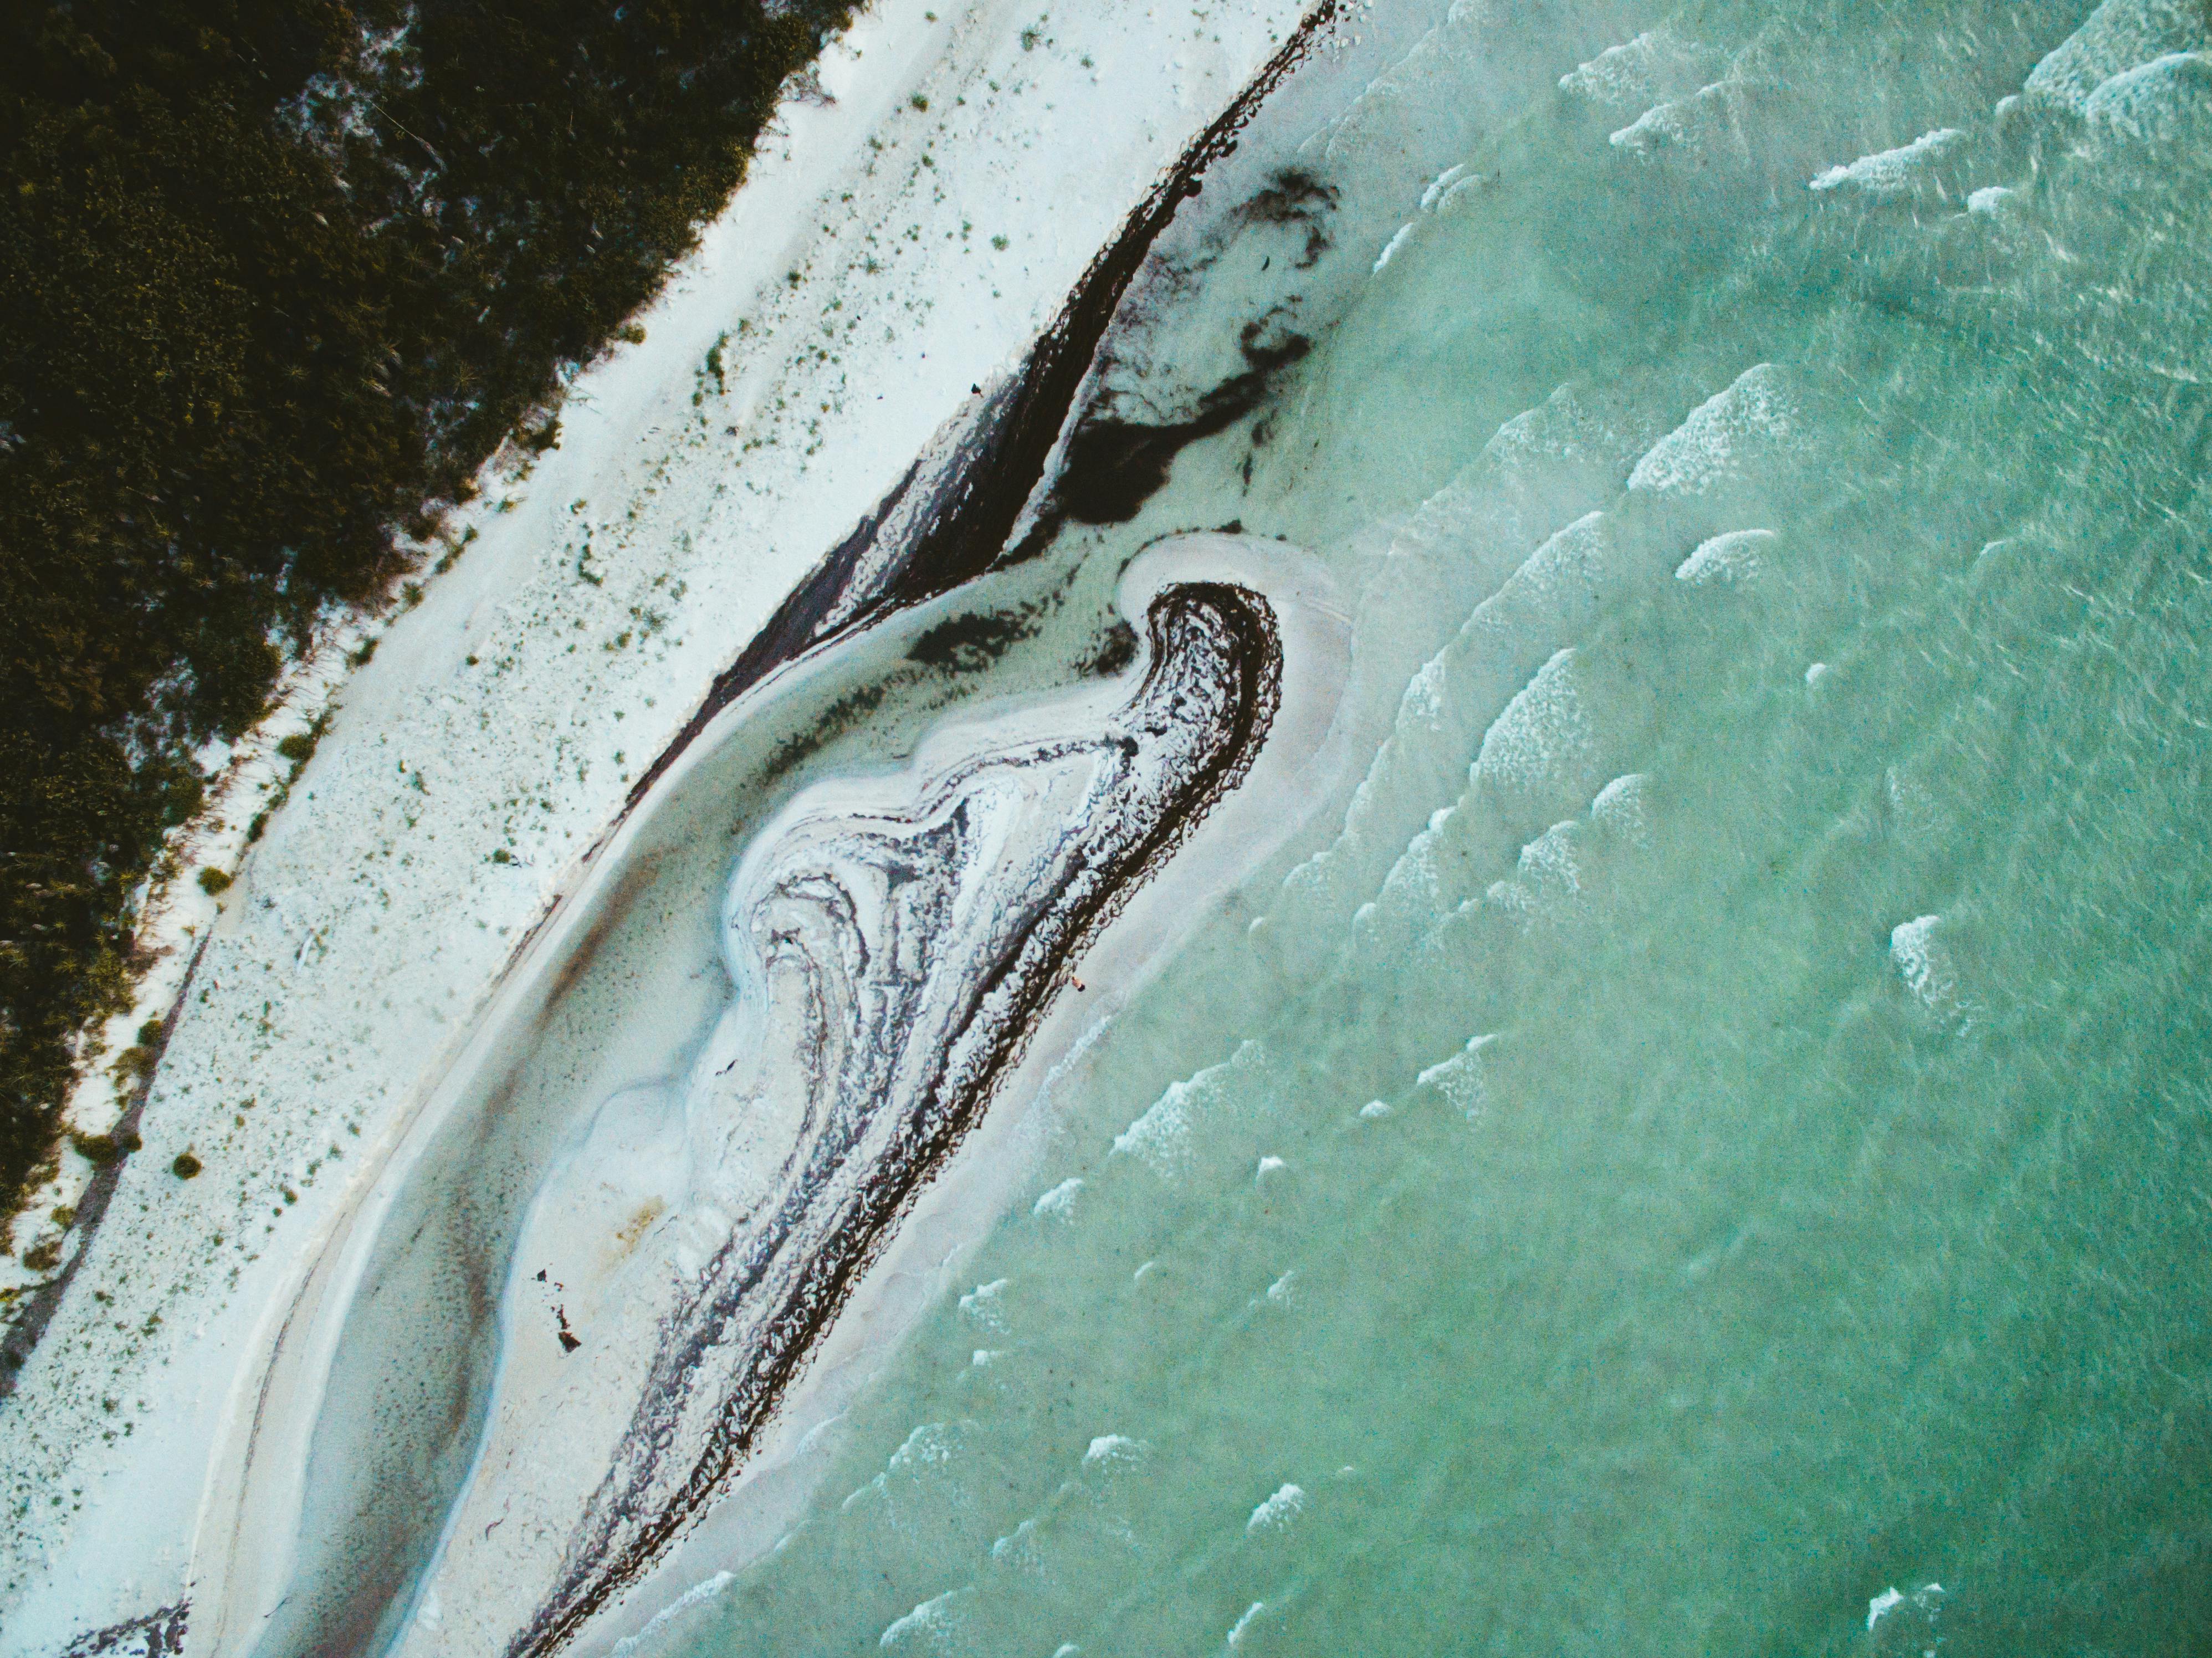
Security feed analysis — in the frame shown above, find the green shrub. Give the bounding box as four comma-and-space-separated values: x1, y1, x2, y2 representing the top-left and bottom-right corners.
197, 868, 232, 896
68, 1132, 121, 1166
171, 1152, 201, 1179
519, 415, 564, 454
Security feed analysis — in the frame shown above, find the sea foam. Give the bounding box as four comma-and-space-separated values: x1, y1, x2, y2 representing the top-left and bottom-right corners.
1032, 1178, 1085, 1221
1808, 129, 1964, 197
2083, 51, 2212, 144
1890, 914, 1967, 1024
608, 1573, 735, 1657
1629, 365, 1804, 497
1609, 79, 1751, 161
878, 1587, 972, 1652
2024, 0, 2208, 112
1474, 648, 1597, 801
1227, 1601, 1268, 1648
1083, 1434, 1144, 1468
1111, 1041, 1264, 1176
1591, 773, 1652, 846
1559, 29, 1723, 111
1501, 819, 1585, 905
1417, 1033, 1498, 1118
1675, 528, 1776, 585
1246, 1483, 1307, 1534
959, 1278, 1011, 1334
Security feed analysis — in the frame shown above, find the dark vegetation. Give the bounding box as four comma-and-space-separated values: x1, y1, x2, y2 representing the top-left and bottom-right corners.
1052, 321, 1310, 525
0, 0, 856, 1225
907, 607, 1036, 672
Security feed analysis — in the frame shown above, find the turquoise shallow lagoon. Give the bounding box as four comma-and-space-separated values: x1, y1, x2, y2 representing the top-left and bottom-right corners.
656, 2, 2212, 1651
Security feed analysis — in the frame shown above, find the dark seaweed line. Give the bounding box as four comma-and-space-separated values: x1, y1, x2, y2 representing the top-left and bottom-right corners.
617, 0, 1348, 817
52, 1600, 190, 1657
508, 585, 1283, 1658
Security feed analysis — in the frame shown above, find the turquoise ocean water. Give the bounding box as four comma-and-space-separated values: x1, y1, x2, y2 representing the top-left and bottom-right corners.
652, 2, 2212, 1651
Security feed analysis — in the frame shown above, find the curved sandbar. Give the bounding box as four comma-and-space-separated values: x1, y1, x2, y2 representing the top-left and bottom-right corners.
187, 536, 1348, 1658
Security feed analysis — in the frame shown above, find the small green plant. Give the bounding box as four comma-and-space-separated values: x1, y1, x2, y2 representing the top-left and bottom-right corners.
171, 1152, 202, 1179
909, 92, 929, 111
618, 321, 648, 344
197, 868, 233, 896
68, 1131, 126, 1166
275, 731, 318, 764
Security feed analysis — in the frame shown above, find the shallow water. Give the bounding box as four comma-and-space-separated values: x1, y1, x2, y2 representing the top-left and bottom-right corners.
638, 1, 2212, 1652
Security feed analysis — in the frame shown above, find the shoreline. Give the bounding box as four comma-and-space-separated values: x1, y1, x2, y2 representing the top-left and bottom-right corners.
180, 0, 1366, 1631
562, 532, 1354, 1657
528, 574, 1291, 1656
0, 1, 1319, 1647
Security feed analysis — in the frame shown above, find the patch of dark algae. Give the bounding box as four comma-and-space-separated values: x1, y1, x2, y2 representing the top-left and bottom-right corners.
506, 582, 1282, 1658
